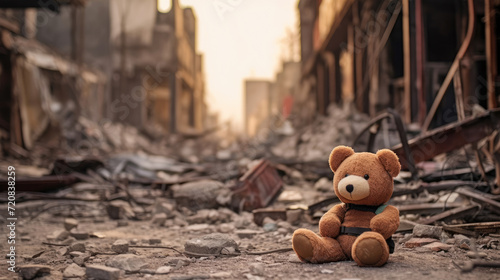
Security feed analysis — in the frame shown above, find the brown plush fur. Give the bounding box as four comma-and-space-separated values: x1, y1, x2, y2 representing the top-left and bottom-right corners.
292, 145, 401, 267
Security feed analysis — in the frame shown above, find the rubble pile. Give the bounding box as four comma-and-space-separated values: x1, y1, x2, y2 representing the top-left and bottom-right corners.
2, 107, 500, 279
272, 105, 370, 161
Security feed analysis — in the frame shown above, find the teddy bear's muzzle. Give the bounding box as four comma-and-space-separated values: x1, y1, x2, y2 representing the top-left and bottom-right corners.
338, 175, 370, 200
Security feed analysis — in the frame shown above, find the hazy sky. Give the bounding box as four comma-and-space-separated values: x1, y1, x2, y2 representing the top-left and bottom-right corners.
177, 0, 299, 131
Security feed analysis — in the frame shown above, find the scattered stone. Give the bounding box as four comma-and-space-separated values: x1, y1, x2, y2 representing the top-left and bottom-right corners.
112, 239, 129, 254
70, 228, 89, 240
236, 229, 261, 239
58, 247, 69, 256
172, 180, 224, 211
184, 233, 239, 255
234, 213, 254, 229
413, 224, 443, 239
277, 190, 303, 203
105, 254, 147, 272
17, 265, 51, 280
219, 223, 235, 233
116, 220, 129, 227
63, 263, 85, 278
314, 177, 332, 192
149, 238, 162, 245
186, 209, 222, 224
64, 218, 79, 231
166, 257, 192, 268
286, 209, 303, 225
263, 223, 278, 232
152, 213, 168, 225
107, 201, 124, 220
404, 238, 439, 248
47, 230, 70, 241
68, 242, 86, 253
186, 223, 210, 231
153, 200, 175, 217
155, 266, 172, 274
86, 265, 121, 280
60, 237, 77, 245
321, 269, 334, 274
211, 272, 233, 278
73, 253, 90, 266
423, 242, 453, 252
249, 263, 265, 275
455, 234, 471, 250
221, 247, 237, 255
466, 251, 488, 259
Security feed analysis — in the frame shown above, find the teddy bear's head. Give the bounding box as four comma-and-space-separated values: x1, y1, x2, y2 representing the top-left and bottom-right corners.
329, 145, 400, 206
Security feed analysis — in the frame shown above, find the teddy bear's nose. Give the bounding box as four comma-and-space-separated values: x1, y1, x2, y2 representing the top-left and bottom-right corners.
346, 184, 354, 193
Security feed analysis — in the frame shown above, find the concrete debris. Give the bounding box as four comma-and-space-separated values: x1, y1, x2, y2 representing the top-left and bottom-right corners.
47, 230, 69, 241
85, 265, 121, 280
151, 213, 168, 225
63, 218, 79, 231
413, 224, 443, 239
422, 242, 453, 252
111, 239, 129, 254
68, 242, 86, 253
72, 253, 90, 266
105, 254, 148, 272
155, 266, 173, 274
404, 238, 439, 248
63, 263, 85, 278
236, 229, 262, 239
314, 177, 332, 192
172, 180, 224, 211
69, 228, 90, 240
455, 234, 472, 250
184, 233, 239, 256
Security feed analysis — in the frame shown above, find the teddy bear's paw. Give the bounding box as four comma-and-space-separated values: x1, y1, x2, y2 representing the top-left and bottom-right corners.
292, 233, 314, 262
352, 232, 389, 267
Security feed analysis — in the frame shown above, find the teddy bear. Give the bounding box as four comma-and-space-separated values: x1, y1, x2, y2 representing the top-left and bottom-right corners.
292, 145, 401, 267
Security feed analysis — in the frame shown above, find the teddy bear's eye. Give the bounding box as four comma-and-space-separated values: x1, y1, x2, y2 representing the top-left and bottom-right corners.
364, 174, 369, 180
345, 173, 349, 177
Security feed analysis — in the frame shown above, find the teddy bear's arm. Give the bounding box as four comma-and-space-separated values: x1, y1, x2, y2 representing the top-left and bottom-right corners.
370, 205, 400, 239
319, 203, 346, 238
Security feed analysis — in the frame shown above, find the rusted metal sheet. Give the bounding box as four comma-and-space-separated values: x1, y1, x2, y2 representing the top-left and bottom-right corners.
230, 160, 283, 212
393, 109, 500, 170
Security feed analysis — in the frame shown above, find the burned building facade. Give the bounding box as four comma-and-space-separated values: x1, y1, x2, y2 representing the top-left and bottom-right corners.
298, 0, 500, 130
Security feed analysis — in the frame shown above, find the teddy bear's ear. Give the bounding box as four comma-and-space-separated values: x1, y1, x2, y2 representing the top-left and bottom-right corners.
376, 149, 401, 177
329, 145, 355, 172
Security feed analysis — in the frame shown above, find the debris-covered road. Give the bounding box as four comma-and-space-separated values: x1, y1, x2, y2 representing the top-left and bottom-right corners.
2, 105, 500, 279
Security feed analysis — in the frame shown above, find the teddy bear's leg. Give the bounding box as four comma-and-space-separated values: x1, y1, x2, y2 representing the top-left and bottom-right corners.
351, 231, 390, 267
292, 229, 346, 263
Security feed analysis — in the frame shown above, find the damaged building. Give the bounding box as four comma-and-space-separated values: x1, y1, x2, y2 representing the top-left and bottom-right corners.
298, 0, 500, 129
0, 1, 107, 153
0, 0, 210, 156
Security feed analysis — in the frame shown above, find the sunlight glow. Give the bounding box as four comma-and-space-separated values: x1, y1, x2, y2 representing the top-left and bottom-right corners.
158, 0, 171, 13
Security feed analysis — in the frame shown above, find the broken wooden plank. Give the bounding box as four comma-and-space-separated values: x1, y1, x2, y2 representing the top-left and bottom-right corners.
393, 109, 500, 170
417, 204, 480, 225
397, 202, 465, 215
445, 221, 500, 235
455, 187, 500, 215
